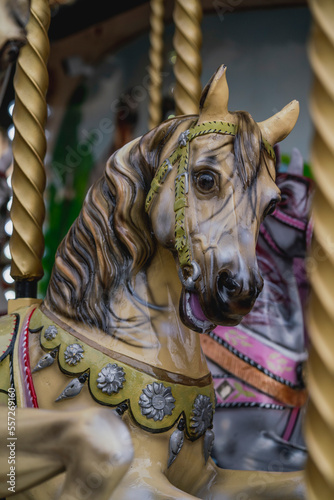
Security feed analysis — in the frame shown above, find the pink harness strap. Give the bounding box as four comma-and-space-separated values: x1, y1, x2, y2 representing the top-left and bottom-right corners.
282, 407, 300, 441
259, 225, 284, 256
213, 376, 285, 409
212, 326, 304, 388
272, 208, 307, 232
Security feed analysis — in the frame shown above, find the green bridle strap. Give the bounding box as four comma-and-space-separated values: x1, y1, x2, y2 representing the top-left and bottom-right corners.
174, 141, 191, 267
145, 120, 276, 269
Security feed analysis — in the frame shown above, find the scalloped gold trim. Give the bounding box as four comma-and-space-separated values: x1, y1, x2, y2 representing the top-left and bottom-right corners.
30, 307, 215, 438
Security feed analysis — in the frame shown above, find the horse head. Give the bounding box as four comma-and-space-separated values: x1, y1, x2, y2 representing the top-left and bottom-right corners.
146, 65, 299, 331
260, 147, 314, 259
46, 65, 300, 341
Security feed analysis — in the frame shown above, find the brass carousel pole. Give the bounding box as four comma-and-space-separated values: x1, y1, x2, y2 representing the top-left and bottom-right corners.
305, 0, 334, 498
172, 0, 203, 115
9, 0, 50, 309
148, 0, 165, 130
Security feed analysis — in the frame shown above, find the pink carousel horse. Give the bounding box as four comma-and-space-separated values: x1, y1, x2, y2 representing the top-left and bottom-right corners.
201, 147, 314, 472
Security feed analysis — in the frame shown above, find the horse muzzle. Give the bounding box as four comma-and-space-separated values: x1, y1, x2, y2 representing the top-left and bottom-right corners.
178, 261, 263, 332
215, 268, 264, 317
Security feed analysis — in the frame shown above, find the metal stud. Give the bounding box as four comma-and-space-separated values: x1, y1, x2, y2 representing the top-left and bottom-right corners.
178, 130, 189, 147
190, 394, 213, 437
44, 325, 58, 340
97, 363, 126, 395
139, 382, 175, 421
64, 343, 84, 365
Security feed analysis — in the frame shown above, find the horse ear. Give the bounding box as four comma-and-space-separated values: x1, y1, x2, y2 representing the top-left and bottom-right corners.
288, 147, 304, 176
258, 100, 299, 146
198, 65, 229, 123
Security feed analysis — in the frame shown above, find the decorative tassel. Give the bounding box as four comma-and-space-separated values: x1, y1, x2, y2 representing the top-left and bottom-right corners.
32, 348, 57, 373
168, 418, 185, 468
55, 373, 88, 402
203, 426, 214, 465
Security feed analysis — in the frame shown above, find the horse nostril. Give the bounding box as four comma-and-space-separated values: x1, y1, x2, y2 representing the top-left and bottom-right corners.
218, 271, 240, 295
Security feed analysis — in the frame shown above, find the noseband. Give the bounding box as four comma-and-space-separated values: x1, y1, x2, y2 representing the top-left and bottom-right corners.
260, 208, 313, 256
260, 174, 314, 255
145, 121, 276, 281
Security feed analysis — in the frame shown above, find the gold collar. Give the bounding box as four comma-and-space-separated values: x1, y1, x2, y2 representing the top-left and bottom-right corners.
30, 306, 215, 439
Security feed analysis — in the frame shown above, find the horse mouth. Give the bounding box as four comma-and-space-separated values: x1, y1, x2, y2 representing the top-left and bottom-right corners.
179, 289, 247, 332
179, 290, 215, 334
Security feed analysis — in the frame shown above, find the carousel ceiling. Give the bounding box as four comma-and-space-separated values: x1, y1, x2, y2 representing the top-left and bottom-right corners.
49, 0, 308, 42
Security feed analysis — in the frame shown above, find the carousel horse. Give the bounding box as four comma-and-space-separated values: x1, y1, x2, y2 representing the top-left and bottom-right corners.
202, 147, 313, 472
0, 65, 305, 499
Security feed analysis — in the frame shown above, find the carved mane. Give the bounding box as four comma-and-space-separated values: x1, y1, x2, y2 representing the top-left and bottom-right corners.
45, 112, 267, 333
45, 116, 194, 330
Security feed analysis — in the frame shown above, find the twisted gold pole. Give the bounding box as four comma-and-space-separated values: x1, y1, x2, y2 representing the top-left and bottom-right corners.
173, 0, 202, 115
10, 0, 50, 283
305, 1, 334, 499
148, 0, 165, 130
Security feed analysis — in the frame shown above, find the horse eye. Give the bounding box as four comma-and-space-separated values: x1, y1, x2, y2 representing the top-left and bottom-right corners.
1, 40, 23, 66
195, 172, 216, 192
264, 200, 278, 217
279, 191, 290, 205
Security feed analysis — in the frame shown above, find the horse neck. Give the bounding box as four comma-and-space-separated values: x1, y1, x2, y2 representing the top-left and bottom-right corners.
45, 242, 209, 378
82, 243, 209, 378
134, 243, 209, 377
240, 234, 306, 354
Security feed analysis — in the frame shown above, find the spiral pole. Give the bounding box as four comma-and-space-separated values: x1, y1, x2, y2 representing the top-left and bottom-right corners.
148, 0, 165, 130
305, 1, 334, 499
10, 0, 50, 292
172, 0, 202, 116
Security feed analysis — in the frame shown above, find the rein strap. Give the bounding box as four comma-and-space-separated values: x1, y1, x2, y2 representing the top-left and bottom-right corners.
145, 121, 276, 269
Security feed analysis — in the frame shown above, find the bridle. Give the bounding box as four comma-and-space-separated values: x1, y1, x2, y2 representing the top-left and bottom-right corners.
145, 120, 276, 287
260, 175, 313, 256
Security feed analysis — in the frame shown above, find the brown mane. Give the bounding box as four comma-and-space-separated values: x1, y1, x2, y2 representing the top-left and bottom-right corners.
232, 111, 268, 187
45, 116, 195, 330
